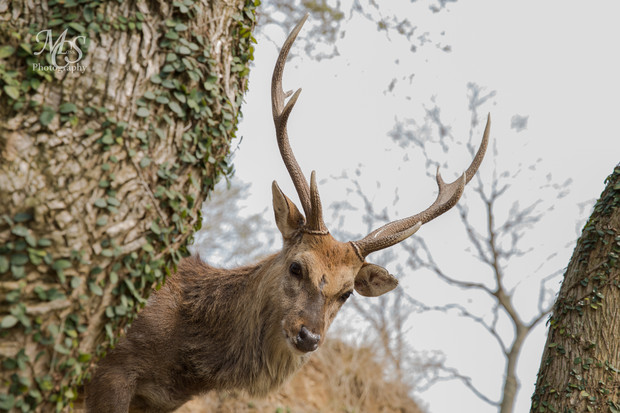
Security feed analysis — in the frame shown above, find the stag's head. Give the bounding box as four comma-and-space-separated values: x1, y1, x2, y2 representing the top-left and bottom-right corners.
268, 15, 490, 355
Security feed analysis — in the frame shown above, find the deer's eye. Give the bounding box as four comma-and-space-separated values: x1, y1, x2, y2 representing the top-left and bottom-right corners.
289, 262, 303, 278
340, 291, 353, 302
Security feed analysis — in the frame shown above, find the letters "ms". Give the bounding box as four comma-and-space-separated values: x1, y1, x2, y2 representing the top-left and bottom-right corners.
34, 28, 86, 69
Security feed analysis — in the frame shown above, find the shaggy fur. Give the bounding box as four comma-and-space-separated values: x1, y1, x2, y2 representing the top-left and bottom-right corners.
85, 253, 313, 412
86, 188, 400, 413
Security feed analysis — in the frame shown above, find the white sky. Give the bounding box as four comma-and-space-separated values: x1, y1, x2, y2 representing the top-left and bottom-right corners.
216, 1, 620, 412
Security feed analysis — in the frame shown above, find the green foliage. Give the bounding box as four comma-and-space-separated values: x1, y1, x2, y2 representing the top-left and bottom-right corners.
0, 0, 260, 411
0, 211, 88, 412
0, 16, 62, 115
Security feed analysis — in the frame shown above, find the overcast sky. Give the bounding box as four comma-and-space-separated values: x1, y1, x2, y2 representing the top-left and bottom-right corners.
205, 1, 620, 412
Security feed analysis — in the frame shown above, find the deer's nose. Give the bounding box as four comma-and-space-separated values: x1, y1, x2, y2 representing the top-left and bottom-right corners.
295, 326, 320, 352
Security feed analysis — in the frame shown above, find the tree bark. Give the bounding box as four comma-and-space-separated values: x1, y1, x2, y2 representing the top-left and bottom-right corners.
0, 0, 257, 411
500, 324, 527, 413
530, 164, 620, 413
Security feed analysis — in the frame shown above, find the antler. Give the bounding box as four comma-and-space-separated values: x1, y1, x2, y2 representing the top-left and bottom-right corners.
272, 14, 328, 233
350, 115, 491, 259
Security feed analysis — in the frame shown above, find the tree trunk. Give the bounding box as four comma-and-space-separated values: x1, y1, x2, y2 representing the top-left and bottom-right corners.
500, 325, 527, 413
0, 0, 258, 411
530, 164, 620, 413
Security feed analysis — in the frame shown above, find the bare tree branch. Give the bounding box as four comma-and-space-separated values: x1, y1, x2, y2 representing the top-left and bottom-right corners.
405, 296, 509, 355
402, 238, 495, 296
332, 83, 569, 413
441, 366, 502, 407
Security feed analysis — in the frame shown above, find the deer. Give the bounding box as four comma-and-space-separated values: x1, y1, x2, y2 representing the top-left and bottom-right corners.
85, 14, 490, 413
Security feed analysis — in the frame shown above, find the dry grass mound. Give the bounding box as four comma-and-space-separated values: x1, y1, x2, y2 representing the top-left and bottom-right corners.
175, 339, 424, 413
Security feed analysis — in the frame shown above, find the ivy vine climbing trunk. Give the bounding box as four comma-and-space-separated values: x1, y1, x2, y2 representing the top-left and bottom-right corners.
0, 0, 258, 411
530, 164, 620, 413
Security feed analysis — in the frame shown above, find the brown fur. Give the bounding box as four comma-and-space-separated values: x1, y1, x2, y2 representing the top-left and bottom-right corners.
85, 227, 385, 413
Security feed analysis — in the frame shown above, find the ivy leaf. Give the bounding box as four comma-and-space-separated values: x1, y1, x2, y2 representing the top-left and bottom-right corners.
0, 315, 18, 329
155, 128, 166, 140
94, 198, 107, 208
109, 271, 118, 284
83, 6, 94, 22
168, 101, 184, 116
39, 107, 56, 126
150, 221, 161, 234
165, 31, 179, 40
107, 197, 120, 207
101, 134, 114, 145
11, 225, 29, 237
3, 85, 19, 100
136, 107, 150, 118
0, 256, 8, 273
11, 265, 25, 279
19, 42, 32, 55
78, 353, 92, 363
88, 281, 103, 296
175, 23, 188, 32
14, 212, 33, 222
59, 102, 78, 114
161, 79, 175, 89
70, 277, 81, 289
11, 254, 29, 266
68, 22, 87, 34
0, 45, 15, 58
124, 279, 147, 304
53, 343, 71, 355
52, 259, 72, 271
173, 91, 186, 103
0, 394, 15, 410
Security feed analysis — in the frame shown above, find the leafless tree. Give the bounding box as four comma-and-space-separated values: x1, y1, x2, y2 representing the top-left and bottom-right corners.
332, 83, 573, 413
258, 0, 454, 60
191, 178, 278, 266
329, 179, 443, 391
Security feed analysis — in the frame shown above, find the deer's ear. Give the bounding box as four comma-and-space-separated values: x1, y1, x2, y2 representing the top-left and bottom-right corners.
272, 181, 305, 239
354, 263, 398, 297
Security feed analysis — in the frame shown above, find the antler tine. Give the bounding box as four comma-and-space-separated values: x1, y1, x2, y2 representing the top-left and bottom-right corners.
272, 13, 311, 218
464, 113, 491, 185
350, 114, 491, 259
307, 171, 328, 233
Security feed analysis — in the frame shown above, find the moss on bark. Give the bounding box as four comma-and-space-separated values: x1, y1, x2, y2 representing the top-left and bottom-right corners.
0, 1, 259, 411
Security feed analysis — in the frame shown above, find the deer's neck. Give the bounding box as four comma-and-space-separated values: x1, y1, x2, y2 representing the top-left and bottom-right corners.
230, 254, 310, 395
180, 254, 307, 396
